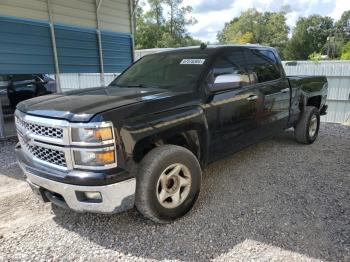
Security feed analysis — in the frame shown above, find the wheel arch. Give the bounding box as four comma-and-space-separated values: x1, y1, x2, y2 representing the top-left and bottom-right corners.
119, 106, 210, 167
306, 95, 322, 109
132, 127, 206, 166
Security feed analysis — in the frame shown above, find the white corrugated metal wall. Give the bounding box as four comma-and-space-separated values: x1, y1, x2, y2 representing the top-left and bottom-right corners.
133, 48, 174, 60
50, 73, 119, 90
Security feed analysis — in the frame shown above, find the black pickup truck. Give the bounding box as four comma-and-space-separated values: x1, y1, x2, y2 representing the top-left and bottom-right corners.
15, 45, 328, 223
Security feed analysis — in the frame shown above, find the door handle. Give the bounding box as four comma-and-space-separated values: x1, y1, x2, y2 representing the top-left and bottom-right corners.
281, 88, 289, 93
247, 95, 258, 101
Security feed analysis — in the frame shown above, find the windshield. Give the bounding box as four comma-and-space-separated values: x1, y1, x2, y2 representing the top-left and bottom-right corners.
109, 52, 208, 92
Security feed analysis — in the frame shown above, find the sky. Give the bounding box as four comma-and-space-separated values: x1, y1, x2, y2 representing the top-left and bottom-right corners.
179, 0, 350, 43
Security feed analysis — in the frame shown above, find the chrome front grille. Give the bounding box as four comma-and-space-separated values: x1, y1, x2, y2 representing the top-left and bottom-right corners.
15, 110, 117, 171
15, 116, 63, 139
19, 136, 67, 168
15, 111, 71, 170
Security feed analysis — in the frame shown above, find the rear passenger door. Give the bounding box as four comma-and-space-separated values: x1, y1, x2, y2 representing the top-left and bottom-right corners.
244, 49, 291, 136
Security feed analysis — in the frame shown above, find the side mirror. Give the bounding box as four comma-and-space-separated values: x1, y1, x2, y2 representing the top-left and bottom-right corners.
208, 74, 242, 92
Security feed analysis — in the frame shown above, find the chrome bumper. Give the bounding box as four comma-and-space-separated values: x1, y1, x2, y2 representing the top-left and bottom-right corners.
24, 170, 136, 214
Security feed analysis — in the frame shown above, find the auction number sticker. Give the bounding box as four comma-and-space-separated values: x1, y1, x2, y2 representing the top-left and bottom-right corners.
180, 59, 205, 65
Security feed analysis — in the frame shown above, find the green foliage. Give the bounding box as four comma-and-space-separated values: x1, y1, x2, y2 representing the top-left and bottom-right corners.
217, 9, 289, 53
217, 9, 349, 60
308, 52, 322, 61
135, 0, 200, 49
335, 11, 350, 40
282, 12, 350, 60
341, 42, 350, 60
283, 15, 334, 60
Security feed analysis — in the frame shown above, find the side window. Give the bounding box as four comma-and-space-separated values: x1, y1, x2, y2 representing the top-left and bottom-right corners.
244, 49, 281, 83
11, 75, 36, 86
210, 50, 250, 86
11, 75, 34, 82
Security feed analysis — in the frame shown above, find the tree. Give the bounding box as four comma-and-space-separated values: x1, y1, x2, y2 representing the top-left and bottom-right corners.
164, 0, 197, 43
217, 9, 289, 54
341, 41, 350, 60
283, 15, 334, 60
335, 10, 350, 41
217, 10, 264, 44
134, 0, 200, 49
135, 3, 160, 49
148, 0, 165, 40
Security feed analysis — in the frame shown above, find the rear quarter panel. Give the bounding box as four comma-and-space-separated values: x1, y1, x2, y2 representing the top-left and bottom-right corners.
287, 76, 328, 125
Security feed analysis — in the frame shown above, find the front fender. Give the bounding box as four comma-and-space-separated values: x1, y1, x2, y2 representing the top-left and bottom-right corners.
119, 106, 209, 165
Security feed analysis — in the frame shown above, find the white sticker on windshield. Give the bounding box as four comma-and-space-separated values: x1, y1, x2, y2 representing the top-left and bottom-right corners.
180, 59, 205, 65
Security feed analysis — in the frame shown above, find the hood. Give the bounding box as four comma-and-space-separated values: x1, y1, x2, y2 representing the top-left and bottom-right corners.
17, 86, 182, 122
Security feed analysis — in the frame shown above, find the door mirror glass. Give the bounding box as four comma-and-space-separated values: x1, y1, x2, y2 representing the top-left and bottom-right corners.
209, 74, 242, 92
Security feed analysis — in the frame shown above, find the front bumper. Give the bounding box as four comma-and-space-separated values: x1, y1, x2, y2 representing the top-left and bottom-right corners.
24, 169, 136, 213
16, 145, 136, 214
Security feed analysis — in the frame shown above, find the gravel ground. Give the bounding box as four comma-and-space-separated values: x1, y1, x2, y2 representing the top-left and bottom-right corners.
0, 124, 349, 261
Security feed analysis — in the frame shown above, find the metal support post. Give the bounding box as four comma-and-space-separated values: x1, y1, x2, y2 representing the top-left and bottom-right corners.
47, 0, 62, 93
129, 0, 139, 62
0, 99, 5, 138
96, 0, 105, 86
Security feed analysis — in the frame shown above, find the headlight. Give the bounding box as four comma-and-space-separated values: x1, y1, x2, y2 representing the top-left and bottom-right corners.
70, 122, 116, 169
71, 124, 113, 144
73, 149, 115, 166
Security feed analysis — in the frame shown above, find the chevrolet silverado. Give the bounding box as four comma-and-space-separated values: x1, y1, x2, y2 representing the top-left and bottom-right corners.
15, 45, 328, 223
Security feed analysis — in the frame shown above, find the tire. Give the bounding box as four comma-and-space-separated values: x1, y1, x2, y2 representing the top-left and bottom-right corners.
135, 145, 202, 223
294, 106, 320, 144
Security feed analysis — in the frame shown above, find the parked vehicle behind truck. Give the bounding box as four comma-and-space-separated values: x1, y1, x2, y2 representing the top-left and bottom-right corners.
15, 45, 328, 223
0, 74, 56, 115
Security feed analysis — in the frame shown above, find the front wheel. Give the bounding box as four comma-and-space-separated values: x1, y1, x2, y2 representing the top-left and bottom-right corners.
135, 145, 202, 223
294, 106, 320, 144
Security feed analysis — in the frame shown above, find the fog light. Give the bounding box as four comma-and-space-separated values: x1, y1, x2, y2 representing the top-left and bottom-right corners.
84, 191, 102, 200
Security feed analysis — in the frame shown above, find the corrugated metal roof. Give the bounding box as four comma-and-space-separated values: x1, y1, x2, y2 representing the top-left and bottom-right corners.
0, 0, 131, 34
0, 0, 48, 21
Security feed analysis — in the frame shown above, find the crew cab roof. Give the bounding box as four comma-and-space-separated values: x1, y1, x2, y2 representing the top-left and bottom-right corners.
143, 44, 277, 56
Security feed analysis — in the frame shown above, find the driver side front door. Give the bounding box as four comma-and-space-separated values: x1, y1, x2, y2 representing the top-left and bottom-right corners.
204, 49, 263, 161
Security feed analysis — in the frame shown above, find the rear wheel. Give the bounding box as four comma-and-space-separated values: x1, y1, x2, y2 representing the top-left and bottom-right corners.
294, 106, 320, 144
135, 145, 201, 223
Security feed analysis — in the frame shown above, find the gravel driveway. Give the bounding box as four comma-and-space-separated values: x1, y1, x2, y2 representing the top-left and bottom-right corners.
0, 124, 349, 261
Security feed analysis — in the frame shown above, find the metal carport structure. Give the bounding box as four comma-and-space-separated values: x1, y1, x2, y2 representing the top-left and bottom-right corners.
0, 0, 136, 138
